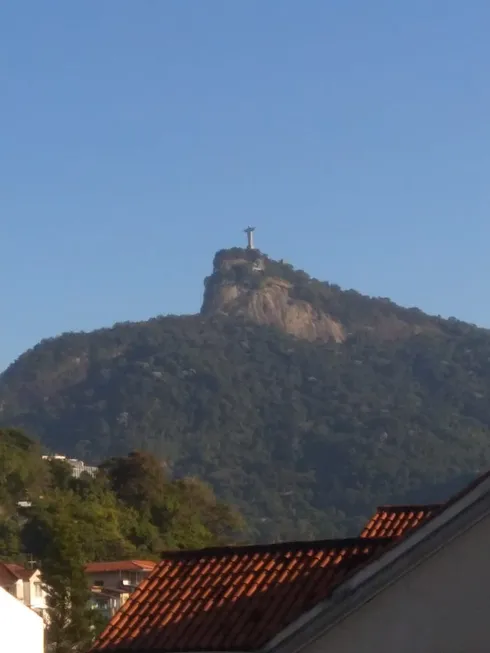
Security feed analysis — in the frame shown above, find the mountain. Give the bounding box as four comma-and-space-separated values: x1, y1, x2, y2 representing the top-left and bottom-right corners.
1, 247, 490, 541
202, 248, 443, 342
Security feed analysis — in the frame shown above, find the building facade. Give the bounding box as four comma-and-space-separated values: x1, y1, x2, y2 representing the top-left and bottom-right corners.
85, 560, 156, 593
301, 507, 490, 653
85, 560, 155, 621
0, 586, 44, 653
89, 587, 131, 621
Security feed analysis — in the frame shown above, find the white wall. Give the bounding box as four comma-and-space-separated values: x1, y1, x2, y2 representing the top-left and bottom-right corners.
12, 578, 24, 601
304, 512, 490, 653
0, 586, 44, 653
27, 571, 47, 612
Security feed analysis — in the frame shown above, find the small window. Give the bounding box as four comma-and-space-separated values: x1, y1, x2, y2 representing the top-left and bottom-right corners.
94, 580, 104, 587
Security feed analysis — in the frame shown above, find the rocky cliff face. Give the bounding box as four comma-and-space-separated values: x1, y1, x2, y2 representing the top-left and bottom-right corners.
201, 250, 346, 342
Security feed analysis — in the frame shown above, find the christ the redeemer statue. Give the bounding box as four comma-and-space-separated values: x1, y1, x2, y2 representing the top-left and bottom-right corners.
244, 226, 255, 249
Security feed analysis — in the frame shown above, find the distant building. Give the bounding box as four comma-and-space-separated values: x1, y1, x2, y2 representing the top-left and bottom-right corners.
85, 560, 156, 592
0, 586, 44, 653
41, 454, 97, 478
89, 586, 131, 620
67, 458, 97, 478
85, 560, 156, 619
0, 563, 47, 622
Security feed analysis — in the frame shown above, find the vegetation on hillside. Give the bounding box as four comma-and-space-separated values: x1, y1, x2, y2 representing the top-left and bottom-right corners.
1, 250, 489, 542
0, 428, 244, 652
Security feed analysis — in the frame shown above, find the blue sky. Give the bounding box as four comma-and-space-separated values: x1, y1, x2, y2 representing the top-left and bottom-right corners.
2, 1, 490, 372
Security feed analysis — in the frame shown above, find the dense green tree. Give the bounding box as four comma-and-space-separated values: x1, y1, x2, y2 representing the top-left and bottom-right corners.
0, 515, 21, 560
46, 458, 75, 491
0, 430, 245, 652
24, 495, 96, 653
101, 452, 246, 549
100, 451, 168, 513
0, 428, 46, 510
0, 428, 47, 562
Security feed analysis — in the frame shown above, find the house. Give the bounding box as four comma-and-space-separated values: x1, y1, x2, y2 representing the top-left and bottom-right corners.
0, 585, 44, 653
85, 560, 155, 622
90, 471, 490, 653
41, 453, 97, 478
0, 562, 47, 620
85, 560, 156, 594
89, 586, 131, 621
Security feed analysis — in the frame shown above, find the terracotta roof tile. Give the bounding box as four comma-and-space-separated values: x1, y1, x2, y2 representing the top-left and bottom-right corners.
0, 564, 17, 587
360, 469, 490, 541
0, 562, 33, 586
90, 473, 490, 653
360, 504, 441, 539
90, 538, 391, 652
6, 563, 35, 581
85, 560, 156, 574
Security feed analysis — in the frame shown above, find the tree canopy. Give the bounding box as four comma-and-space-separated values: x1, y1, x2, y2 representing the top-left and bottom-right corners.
0, 428, 245, 652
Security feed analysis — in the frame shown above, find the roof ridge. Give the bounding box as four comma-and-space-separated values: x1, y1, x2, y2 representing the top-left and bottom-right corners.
159, 536, 396, 560
444, 469, 490, 508
0, 562, 33, 581
374, 503, 442, 511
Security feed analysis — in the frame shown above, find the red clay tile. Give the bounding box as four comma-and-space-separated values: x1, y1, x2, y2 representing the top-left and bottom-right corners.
0, 562, 35, 587
360, 504, 441, 539
90, 472, 490, 652
90, 538, 390, 652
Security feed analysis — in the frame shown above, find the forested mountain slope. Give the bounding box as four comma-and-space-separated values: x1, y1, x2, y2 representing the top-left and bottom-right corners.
1, 248, 489, 541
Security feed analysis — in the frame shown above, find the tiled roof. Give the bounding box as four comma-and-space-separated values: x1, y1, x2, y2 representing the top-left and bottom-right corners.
0, 564, 17, 587
360, 504, 441, 539
85, 561, 156, 574
0, 562, 33, 586
5, 563, 35, 581
360, 470, 490, 540
91, 471, 490, 653
90, 538, 391, 652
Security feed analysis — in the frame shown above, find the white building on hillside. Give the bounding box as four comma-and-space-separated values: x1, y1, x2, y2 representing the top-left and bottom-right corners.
0, 586, 44, 653
41, 453, 97, 478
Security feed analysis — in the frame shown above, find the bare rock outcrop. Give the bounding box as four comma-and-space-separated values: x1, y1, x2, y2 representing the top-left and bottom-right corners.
202, 271, 345, 343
